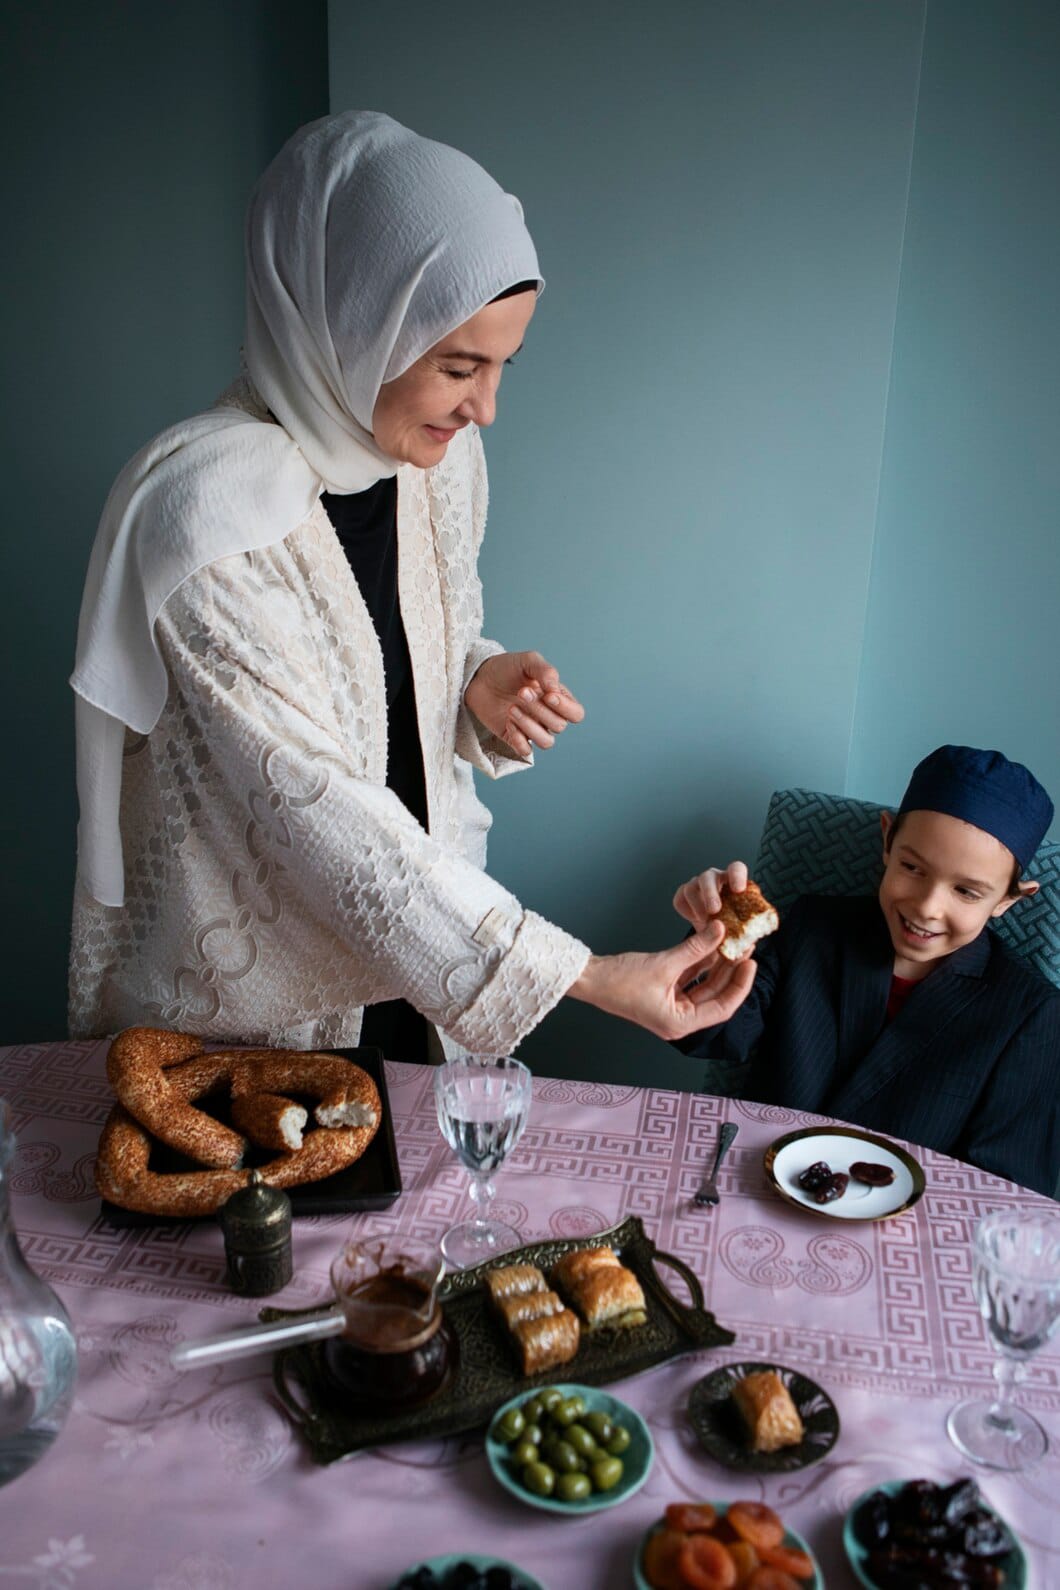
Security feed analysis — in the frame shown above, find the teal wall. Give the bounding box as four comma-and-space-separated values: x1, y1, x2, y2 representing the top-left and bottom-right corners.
1, 2, 329, 1041
6, 3, 1058, 1081
848, 0, 1060, 816
329, 0, 926, 1085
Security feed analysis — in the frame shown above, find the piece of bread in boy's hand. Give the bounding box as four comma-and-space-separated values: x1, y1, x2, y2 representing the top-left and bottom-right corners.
717, 880, 779, 961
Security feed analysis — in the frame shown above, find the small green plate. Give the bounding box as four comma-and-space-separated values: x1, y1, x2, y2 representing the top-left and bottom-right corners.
388, 1555, 545, 1590
843, 1481, 1027, 1589
486, 1382, 653, 1516
633, 1503, 823, 1590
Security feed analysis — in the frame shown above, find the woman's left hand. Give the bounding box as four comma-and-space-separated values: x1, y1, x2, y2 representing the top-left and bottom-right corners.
464, 650, 585, 756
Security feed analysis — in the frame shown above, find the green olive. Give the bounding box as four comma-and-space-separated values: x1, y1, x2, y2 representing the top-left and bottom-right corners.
511, 1439, 539, 1467
565, 1423, 600, 1460
522, 1396, 544, 1425
606, 1425, 632, 1455
495, 1406, 526, 1444
585, 1411, 615, 1443
522, 1460, 556, 1497
590, 1455, 624, 1492
538, 1388, 564, 1414
547, 1438, 582, 1474
553, 1396, 584, 1427
556, 1472, 592, 1502
522, 1423, 543, 1447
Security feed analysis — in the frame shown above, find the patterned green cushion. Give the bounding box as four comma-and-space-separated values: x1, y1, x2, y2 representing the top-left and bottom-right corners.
754, 788, 1060, 990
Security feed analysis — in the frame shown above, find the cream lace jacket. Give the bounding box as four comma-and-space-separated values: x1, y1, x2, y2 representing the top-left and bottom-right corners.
69, 389, 590, 1054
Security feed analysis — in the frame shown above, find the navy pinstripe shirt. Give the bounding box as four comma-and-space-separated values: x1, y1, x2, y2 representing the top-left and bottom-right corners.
678, 895, 1059, 1196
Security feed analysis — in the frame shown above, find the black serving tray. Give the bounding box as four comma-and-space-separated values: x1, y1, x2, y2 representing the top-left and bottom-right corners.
98, 1045, 401, 1228
269, 1215, 736, 1463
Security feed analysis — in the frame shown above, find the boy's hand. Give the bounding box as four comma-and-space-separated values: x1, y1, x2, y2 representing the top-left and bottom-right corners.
673, 861, 749, 932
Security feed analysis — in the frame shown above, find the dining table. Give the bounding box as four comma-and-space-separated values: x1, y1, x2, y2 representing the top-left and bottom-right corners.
1, 1034, 1057, 1590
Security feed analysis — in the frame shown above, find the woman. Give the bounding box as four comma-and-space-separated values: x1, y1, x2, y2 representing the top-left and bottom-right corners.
69, 111, 753, 1059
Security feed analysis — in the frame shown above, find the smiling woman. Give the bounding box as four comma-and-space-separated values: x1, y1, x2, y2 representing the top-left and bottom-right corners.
67, 110, 755, 1065
372, 290, 536, 468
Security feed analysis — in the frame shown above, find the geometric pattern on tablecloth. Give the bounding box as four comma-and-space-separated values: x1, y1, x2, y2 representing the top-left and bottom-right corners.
754, 786, 1060, 988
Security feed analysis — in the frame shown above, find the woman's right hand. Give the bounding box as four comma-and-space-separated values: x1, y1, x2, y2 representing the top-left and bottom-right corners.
672, 860, 748, 931
567, 922, 756, 1041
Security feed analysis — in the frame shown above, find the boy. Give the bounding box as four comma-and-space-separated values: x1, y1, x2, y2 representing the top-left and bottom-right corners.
674, 746, 1059, 1196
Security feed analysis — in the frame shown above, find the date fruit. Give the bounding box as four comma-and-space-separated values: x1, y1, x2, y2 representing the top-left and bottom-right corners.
813, 1172, 849, 1204
797, 1160, 833, 1191
850, 1160, 896, 1187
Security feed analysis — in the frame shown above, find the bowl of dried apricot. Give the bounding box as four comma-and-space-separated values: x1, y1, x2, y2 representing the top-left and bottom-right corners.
634, 1498, 822, 1590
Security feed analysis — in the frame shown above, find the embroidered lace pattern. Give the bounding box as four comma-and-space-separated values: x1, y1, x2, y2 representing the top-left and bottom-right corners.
69, 397, 589, 1053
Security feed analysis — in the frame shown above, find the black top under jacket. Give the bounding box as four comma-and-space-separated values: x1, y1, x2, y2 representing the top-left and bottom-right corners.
320, 479, 431, 1064
676, 894, 1059, 1196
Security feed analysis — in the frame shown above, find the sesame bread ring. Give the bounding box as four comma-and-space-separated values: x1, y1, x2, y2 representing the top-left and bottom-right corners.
106, 1028, 246, 1169
228, 1053, 380, 1132
95, 1103, 249, 1217
95, 1049, 382, 1217
230, 1092, 309, 1152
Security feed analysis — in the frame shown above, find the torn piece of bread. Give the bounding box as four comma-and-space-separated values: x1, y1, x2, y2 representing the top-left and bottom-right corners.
731, 1369, 804, 1453
717, 880, 779, 962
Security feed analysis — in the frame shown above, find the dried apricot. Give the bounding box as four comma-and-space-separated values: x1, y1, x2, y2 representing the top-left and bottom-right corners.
758, 1542, 815, 1580
677, 1534, 738, 1590
727, 1541, 760, 1586
665, 1503, 718, 1533
744, 1570, 801, 1590
728, 1502, 784, 1551
642, 1527, 687, 1590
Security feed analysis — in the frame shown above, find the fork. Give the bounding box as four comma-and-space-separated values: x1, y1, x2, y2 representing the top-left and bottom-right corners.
693, 1121, 739, 1207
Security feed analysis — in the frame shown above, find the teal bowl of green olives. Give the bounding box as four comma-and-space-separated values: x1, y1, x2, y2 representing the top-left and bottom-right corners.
485, 1382, 653, 1515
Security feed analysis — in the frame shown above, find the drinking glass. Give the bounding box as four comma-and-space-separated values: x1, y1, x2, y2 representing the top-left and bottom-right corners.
946, 1208, 1060, 1470
433, 1056, 532, 1269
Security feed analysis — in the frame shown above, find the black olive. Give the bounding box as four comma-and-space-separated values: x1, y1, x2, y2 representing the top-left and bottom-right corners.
483, 1571, 514, 1590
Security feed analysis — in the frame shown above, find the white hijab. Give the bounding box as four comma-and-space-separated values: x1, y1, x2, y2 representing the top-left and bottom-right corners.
71, 111, 541, 906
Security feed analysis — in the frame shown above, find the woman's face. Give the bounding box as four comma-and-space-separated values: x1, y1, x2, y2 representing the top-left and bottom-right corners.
372, 290, 536, 467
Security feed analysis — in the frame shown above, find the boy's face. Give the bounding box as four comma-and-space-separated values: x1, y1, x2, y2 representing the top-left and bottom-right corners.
878, 809, 1028, 979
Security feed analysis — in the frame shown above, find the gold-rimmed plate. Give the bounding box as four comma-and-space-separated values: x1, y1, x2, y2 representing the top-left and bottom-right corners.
764, 1126, 925, 1221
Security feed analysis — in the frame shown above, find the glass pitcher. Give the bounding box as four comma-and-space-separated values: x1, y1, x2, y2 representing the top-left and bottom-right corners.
325, 1235, 455, 1407
0, 1099, 78, 1485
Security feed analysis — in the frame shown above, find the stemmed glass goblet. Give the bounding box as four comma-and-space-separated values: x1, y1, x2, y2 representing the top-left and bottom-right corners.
433, 1056, 532, 1269
946, 1207, 1060, 1470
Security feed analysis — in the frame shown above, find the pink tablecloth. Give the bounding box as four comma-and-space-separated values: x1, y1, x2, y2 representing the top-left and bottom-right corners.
1, 1038, 1057, 1589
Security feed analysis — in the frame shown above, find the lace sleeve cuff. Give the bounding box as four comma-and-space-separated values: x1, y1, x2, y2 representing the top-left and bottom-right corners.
441, 910, 591, 1056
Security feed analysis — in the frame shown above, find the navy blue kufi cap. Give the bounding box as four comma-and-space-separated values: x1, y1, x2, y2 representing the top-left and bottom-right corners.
897, 745, 1054, 871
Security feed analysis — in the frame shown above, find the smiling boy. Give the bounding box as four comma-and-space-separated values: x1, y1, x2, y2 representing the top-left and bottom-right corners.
674, 746, 1059, 1196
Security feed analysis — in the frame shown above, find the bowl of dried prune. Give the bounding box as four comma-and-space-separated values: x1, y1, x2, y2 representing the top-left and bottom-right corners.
388, 1558, 545, 1590
843, 1477, 1027, 1588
